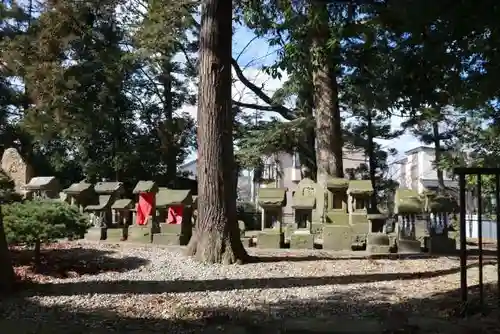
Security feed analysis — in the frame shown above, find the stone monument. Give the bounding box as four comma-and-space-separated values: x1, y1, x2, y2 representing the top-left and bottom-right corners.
256, 187, 287, 249
1, 147, 34, 196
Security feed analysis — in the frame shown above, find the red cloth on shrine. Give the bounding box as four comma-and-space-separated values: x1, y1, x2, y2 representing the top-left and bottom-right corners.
136, 192, 154, 226
167, 205, 183, 225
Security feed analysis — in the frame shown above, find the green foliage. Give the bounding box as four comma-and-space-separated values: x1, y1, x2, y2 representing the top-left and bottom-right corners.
3, 200, 90, 247
0, 171, 21, 204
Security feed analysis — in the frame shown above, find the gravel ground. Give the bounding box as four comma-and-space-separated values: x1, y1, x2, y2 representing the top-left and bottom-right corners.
1, 241, 499, 333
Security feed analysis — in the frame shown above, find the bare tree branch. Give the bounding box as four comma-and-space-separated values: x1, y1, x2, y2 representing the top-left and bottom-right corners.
231, 58, 296, 120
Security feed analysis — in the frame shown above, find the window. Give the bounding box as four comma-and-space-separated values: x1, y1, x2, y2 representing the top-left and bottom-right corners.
262, 163, 277, 180
295, 209, 312, 229
292, 152, 301, 168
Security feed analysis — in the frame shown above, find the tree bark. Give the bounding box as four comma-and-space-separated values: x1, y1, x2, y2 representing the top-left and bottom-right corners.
309, 1, 344, 223
186, 0, 249, 264
310, 1, 344, 183
0, 205, 15, 294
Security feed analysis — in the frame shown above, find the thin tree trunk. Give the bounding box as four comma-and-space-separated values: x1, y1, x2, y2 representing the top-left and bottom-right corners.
297, 71, 317, 181
160, 58, 177, 185
310, 1, 344, 220
432, 121, 445, 191
366, 109, 378, 210
0, 205, 15, 293
186, 0, 249, 264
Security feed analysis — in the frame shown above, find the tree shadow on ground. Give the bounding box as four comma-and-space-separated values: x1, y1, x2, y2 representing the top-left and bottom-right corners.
23, 261, 495, 297
253, 248, 500, 263
1, 281, 498, 333
10, 244, 149, 279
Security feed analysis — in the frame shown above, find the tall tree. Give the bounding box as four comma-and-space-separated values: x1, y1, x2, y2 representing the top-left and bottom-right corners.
186, 0, 249, 264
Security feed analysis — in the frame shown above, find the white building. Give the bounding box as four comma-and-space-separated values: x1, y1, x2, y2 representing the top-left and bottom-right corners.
179, 148, 367, 206
394, 146, 456, 194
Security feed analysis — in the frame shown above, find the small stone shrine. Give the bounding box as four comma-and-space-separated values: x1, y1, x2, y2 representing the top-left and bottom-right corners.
62, 181, 93, 212
24, 176, 61, 199
394, 189, 423, 253
322, 178, 351, 250
1, 147, 34, 196
84, 181, 124, 241
422, 190, 457, 254
153, 188, 194, 245
107, 198, 135, 241
129, 180, 158, 243
290, 178, 319, 249
256, 187, 287, 249
347, 180, 373, 249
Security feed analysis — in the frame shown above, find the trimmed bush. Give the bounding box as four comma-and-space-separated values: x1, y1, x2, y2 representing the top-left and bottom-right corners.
3, 200, 90, 264
0, 171, 21, 204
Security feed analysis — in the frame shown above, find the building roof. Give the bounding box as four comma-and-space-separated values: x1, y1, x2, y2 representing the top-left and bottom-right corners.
394, 157, 408, 165
405, 146, 434, 155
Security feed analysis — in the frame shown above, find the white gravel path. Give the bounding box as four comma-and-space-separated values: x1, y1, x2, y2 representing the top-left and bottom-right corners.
1, 241, 498, 333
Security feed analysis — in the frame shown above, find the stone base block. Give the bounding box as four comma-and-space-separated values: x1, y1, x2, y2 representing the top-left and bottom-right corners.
366, 233, 390, 246
153, 233, 181, 245
257, 232, 284, 249
397, 239, 422, 253
85, 227, 105, 241
311, 223, 323, 235
290, 232, 314, 249
323, 225, 351, 251
425, 236, 457, 254
241, 237, 252, 248
159, 224, 182, 234
128, 226, 152, 243
367, 244, 391, 254
106, 227, 127, 242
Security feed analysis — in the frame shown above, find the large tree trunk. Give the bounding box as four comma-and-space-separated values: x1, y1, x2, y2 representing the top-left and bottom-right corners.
186, 0, 249, 264
0, 206, 15, 293
310, 1, 344, 218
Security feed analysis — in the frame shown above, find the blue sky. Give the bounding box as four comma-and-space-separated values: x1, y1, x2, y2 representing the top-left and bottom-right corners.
222, 27, 422, 160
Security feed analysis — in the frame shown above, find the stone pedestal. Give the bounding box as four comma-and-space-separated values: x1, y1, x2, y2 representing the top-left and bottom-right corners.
128, 225, 152, 243
153, 223, 190, 246
323, 225, 351, 250
366, 233, 391, 254
425, 235, 457, 254
290, 231, 314, 249
350, 215, 369, 248
257, 230, 284, 249
397, 239, 422, 253
106, 227, 127, 242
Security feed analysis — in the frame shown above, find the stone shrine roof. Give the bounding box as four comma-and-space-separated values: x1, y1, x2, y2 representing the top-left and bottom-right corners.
63, 182, 92, 195
111, 198, 134, 210
94, 182, 124, 195
24, 176, 59, 191
257, 187, 287, 207
156, 188, 193, 208
84, 195, 112, 211
133, 180, 158, 194
347, 180, 374, 195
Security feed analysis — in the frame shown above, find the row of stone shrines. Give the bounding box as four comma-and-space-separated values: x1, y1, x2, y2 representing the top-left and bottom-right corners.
25, 175, 458, 254
20, 177, 197, 245
254, 177, 458, 255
